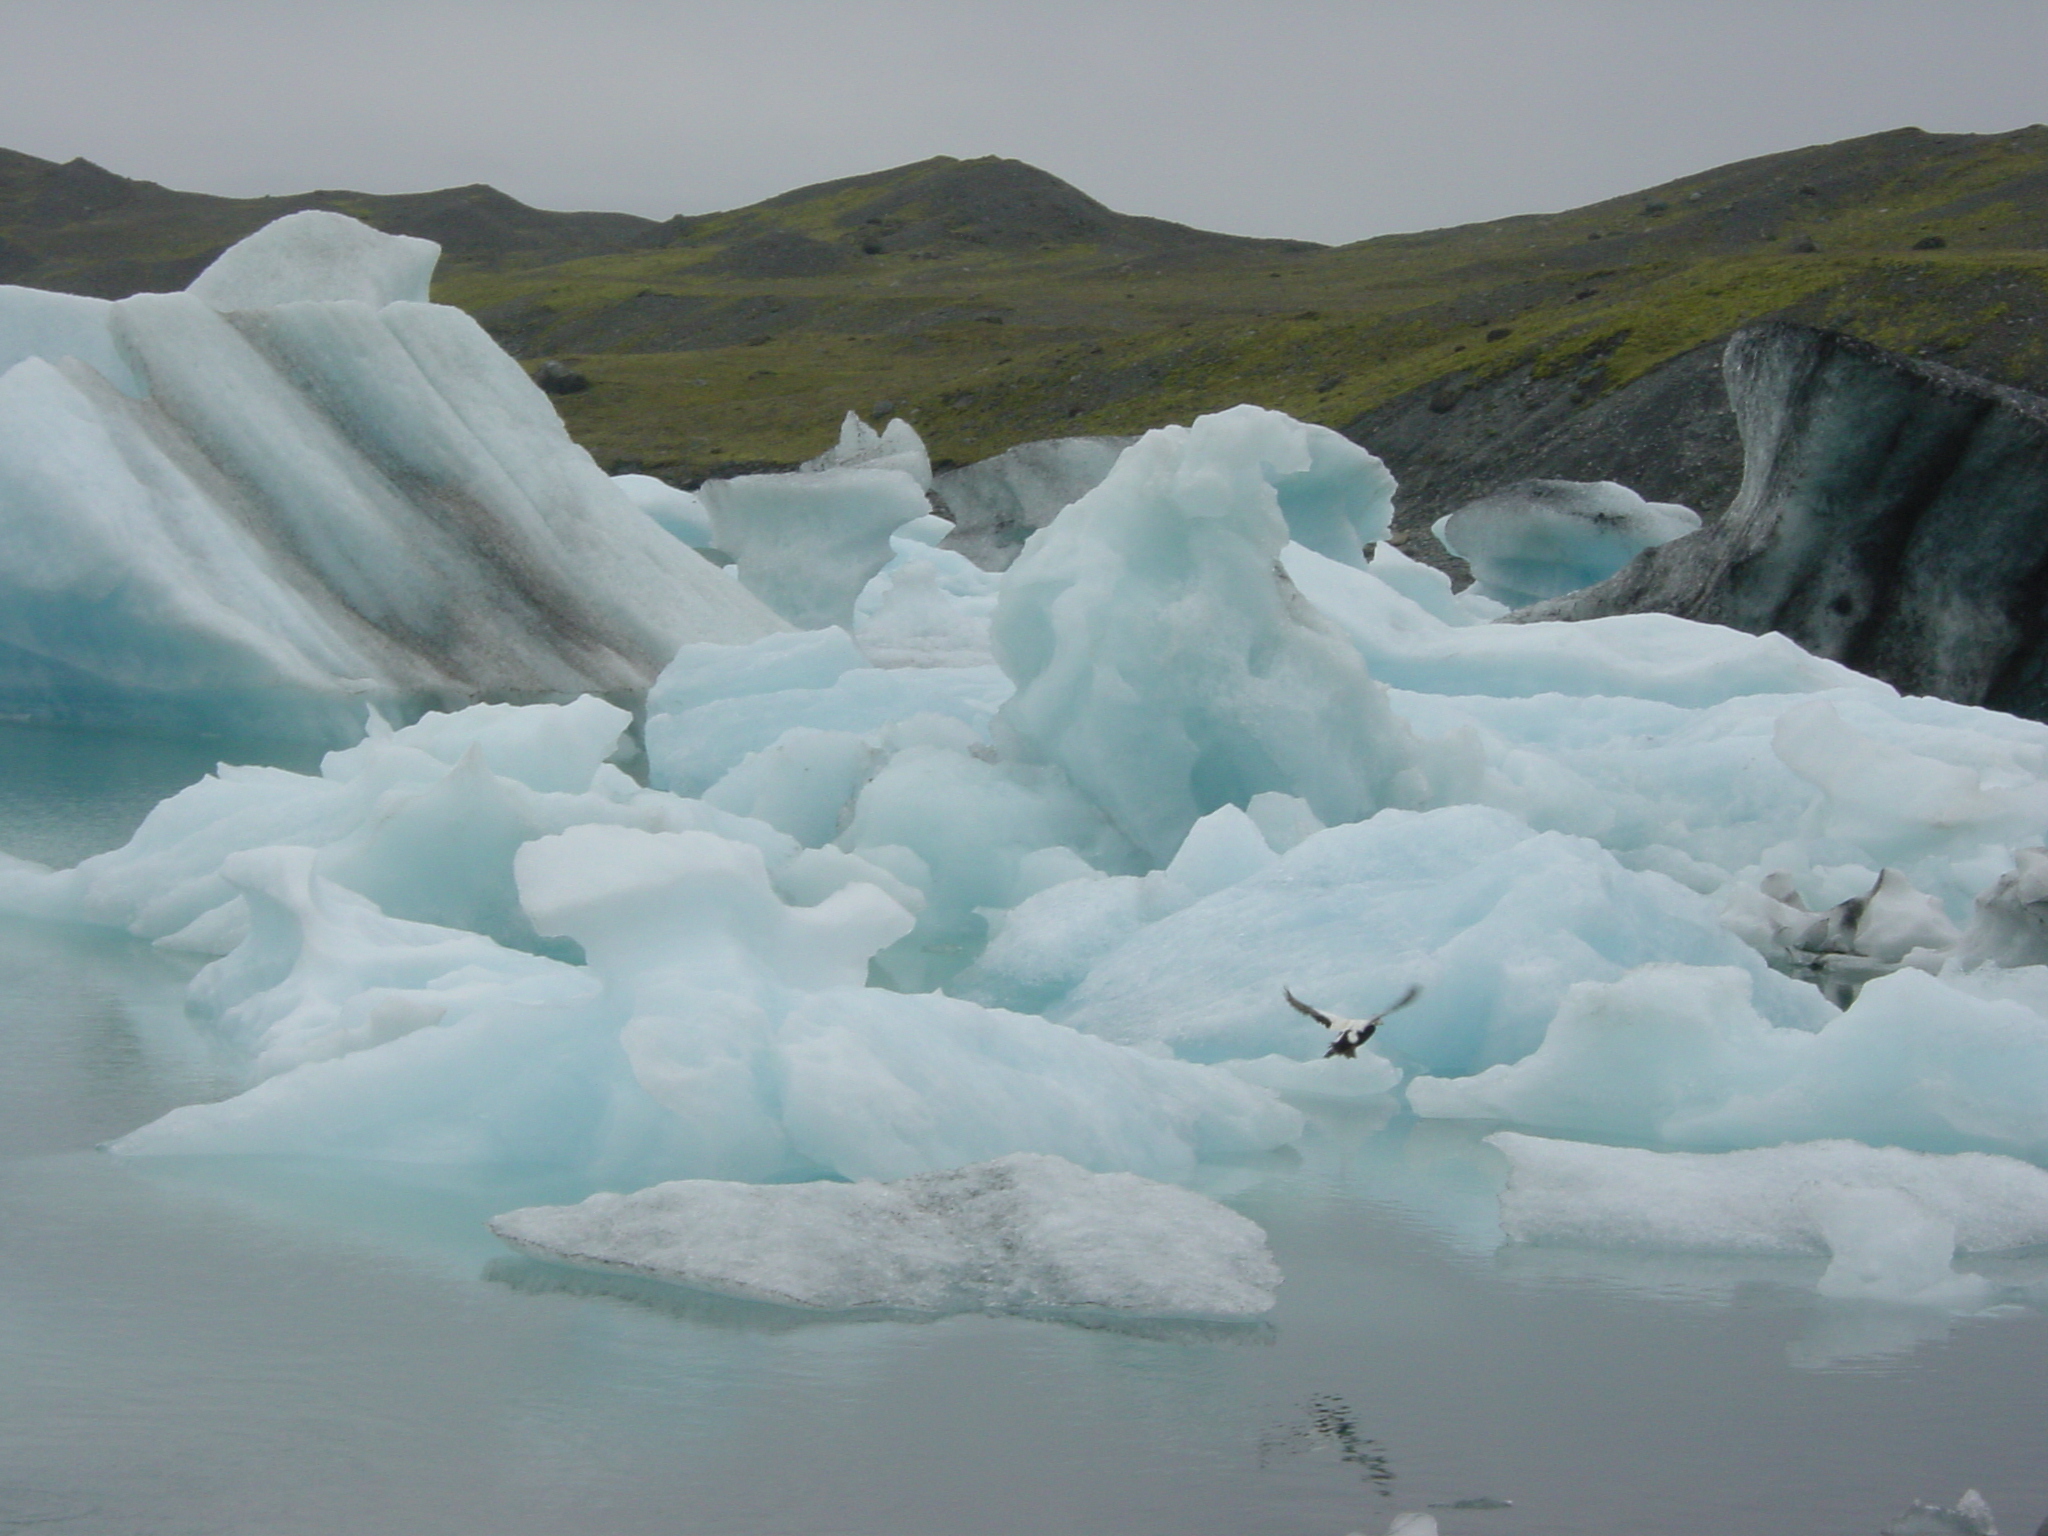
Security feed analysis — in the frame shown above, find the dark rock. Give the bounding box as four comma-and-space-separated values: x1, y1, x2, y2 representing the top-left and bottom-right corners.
1518, 323, 2048, 720
1788, 236, 1820, 253
1486, 327, 1513, 342
1914, 234, 1949, 250
533, 360, 589, 395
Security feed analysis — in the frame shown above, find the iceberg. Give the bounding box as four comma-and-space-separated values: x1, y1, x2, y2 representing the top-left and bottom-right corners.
612, 472, 715, 548
0, 210, 782, 741
1490, 1132, 2048, 1256
934, 434, 1134, 570
1490, 1133, 2028, 1308
975, 805, 1828, 1073
108, 807, 1300, 1186
8, 359, 2044, 1313
698, 464, 932, 629
1433, 478, 1699, 609
488, 1152, 1280, 1316
993, 405, 1422, 864
801, 410, 933, 487
1410, 964, 2048, 1159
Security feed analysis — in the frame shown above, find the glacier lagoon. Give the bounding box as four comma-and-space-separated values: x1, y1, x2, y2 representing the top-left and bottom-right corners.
7, 214, 2048, 1535
3, 737, 2046, 1536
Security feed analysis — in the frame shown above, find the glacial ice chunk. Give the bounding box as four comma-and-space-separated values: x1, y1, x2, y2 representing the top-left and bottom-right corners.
1955, 846, 2048, 969
992, 405, 1421, 864
186, 845, 598, 1081
1433, 478, 1700, 609
1413, 963, 2048, 1158
186, 209, 438, 309
1281, 541, 1865, 705
1490, 1132, 2048, 1255
700, 465, 933, 629
802, 411, 933, 489
934, 434, 1134, 570
0, 215, 784, 739
1882, 1490, 2001, 1536
111, 810, 1298, 1183
612, 473, 715, 547
1018, 806, 1826, 1072
0, 285, 139, 395
644, 628, 1010, 798
851, 531, 1002, 668
488, 1152, 1281, 1316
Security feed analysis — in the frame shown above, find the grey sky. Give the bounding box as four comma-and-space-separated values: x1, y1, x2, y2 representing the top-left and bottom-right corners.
2, 0, 2044, 246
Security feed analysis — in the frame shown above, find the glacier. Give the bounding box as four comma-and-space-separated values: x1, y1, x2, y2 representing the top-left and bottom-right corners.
0, 210, 783, 742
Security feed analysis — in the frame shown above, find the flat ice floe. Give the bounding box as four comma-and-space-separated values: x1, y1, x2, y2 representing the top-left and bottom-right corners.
1491, 1132, 2048, 1307
488, 1152, 1282, 1316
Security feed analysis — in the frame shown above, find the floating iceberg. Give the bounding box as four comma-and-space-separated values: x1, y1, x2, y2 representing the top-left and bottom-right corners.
1411, 964, 2048, 1159
1487, 1135, 2048, 1309
975, 805, 1829, 1073
7, 366, 2044, 1303
801, 410, 933, 488
1491, 1132, 2048, 1257
612, 472, 714, 548
993, 405, 1422, 863
1433, 479, 1699, 609
934, 434, 1134, 569
107, 798, 1300, 1186
699, 464, 932, 629
488, 1152, 1280, 1316
0, 210, 782, 740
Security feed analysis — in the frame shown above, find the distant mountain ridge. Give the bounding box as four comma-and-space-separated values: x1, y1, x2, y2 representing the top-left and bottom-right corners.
0, 148, 1305, 299
6, 129, 2048, 573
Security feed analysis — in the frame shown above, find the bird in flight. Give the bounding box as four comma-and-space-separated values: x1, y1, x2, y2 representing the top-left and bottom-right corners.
1284, 984, 1421, 1058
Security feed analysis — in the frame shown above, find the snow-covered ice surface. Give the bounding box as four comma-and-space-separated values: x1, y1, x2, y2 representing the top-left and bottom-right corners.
489, 1152, 1280, 1316
0, 211, 783, 741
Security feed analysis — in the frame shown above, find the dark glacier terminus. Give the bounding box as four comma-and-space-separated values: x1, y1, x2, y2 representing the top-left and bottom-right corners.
1519, 323, 2048, 722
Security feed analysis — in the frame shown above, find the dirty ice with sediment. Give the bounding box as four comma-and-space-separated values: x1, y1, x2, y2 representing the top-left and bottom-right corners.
5, 212, 2048, 1324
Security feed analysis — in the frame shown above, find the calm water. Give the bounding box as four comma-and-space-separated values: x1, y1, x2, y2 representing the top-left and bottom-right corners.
3, 723, 2045, 1536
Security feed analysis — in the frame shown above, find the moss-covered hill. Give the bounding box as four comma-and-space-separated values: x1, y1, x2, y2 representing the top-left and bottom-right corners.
8, 127, 2048, 506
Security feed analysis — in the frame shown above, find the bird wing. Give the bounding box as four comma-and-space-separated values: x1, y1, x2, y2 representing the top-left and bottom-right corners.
1380, 984, 1422, 1019
1284, 988, 1338, 1030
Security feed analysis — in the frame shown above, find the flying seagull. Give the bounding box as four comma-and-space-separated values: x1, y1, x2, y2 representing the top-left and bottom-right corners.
1284, 984, 1421, 1059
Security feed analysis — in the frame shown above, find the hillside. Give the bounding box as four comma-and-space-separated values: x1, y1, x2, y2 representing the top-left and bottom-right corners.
7, 129, 2048, 558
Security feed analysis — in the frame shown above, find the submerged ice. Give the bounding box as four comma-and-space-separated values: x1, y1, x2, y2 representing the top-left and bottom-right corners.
6, 332, 2048, 1303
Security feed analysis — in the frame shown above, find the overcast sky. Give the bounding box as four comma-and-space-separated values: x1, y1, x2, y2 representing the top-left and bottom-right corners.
1, 0, 2043, 246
